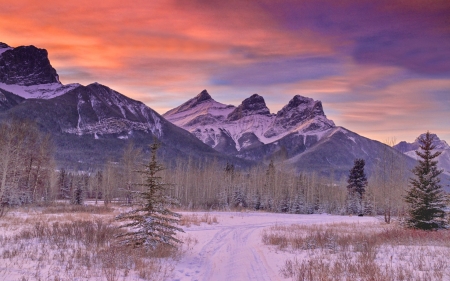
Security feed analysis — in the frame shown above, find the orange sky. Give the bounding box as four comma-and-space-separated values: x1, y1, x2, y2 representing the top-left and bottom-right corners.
1, 0, 449, 143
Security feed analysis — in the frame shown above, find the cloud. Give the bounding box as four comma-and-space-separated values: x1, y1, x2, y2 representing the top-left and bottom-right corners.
0, 0, 449, 142
209, 56, 342, 86
259, 0, 450, 75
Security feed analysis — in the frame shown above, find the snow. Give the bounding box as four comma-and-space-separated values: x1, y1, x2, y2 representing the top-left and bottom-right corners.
0, 82, 80, 99
165, 94, 336, 152
165, 99, 235, 127
76, 93, 83, 135
4, 208, 449, 281
0, 47, 12, 56
150, 110, 162, 137
173, 212, 377, 281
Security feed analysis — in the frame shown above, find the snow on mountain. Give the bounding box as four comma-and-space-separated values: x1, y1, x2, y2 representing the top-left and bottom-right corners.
0, 82, 80, 99
163, 90, 336, 153
394, 133, 450, 176
395, 133, 449, 153
62, 83, 164, 138
164, 90, 236, 127
163, 90, 418, 178
0, 42, 12, 56
0, 43, 81, 99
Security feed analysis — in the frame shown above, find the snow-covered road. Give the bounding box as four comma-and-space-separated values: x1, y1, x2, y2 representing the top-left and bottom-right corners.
172, 212, 377, 281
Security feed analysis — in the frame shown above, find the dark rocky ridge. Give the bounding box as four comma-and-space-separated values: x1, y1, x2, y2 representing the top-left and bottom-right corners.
0, 45, 59, 86
227, 94, 272, 121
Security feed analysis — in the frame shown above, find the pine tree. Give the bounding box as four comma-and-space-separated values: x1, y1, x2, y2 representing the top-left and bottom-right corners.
71, 174, 84, 205
115, 142, 184, 248
347, 159, 368, 215
405, 132, 447, 230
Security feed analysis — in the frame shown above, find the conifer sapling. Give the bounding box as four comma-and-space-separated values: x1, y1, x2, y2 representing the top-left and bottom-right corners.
115, 142, 184, 248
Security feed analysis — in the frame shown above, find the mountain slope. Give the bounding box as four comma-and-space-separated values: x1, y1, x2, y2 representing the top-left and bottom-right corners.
0, 88, 24, 112
164, 90, 415, 177
0, 43, 247, 168
164, 91, 335, 155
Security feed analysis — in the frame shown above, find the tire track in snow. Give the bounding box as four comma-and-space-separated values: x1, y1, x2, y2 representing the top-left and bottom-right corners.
175, 221, 279, 281
173, 212, 378, 281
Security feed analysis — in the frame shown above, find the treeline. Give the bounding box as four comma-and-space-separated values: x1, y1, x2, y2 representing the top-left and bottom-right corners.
52, 153, 410, 218
0, 120, 411, 219
0, 120, 55, 215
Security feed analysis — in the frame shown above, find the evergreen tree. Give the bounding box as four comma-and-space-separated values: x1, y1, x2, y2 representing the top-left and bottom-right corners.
347, 159, 368, 215
115, 142, 184, 248
233, 185, 247, 208
405, 132, 447, 230
94, 170, 103, 204
73, 177, 84, 205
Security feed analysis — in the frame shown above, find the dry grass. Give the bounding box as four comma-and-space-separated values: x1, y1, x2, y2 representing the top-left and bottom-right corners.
263, 222, 450, 281
0, 206, 187, 281
41, 203, 114, 214
179, 212, 218, 227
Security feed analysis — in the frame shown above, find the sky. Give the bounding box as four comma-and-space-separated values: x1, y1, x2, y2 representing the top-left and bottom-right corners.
0, 0, 449, 143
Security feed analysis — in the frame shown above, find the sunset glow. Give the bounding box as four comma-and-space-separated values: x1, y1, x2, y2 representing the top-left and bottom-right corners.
1, 0, 449, 142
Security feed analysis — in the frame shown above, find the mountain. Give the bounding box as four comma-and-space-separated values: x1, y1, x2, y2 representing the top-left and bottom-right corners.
0, 43, 79, 99
394, 134, 450, 190
0, 42, 417, 177
0, 43, 244, 169
164, 90, 415, 177
164, 91, 334, 154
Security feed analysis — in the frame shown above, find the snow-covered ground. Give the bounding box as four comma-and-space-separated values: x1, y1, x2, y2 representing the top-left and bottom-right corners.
173, 212, 376, 281
2, 208, 449, 281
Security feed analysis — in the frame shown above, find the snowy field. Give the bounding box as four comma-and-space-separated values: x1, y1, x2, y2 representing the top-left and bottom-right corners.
1, 206, 449, 281
174, 212, 376, 281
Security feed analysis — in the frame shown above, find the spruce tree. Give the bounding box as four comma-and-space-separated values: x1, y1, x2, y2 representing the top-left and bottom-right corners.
405, 132, 447, 230
347, 159, 368, 215
115, 142, 184, 248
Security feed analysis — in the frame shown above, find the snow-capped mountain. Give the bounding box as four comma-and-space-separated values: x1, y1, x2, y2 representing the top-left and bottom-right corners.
0, 42, 416, 176
164, 90, 335, 155
394, 134, 450, 177
0, 43, 80, 99
164, 90, 415, 176
0, 43, 241, 168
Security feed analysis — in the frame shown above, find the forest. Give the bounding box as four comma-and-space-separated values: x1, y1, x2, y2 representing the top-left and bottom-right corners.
0, 119, 410, 222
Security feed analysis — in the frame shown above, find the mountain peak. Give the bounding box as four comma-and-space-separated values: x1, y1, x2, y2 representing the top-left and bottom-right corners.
269, 95, 334, 133
163, 89, 217, 117
416, 133, 449, 150
0, 45, 59, 86
0, 42, 11, 49
276, 95, 327, 120
195, 89, 212, 102
281, 95, 325, 116
394, 133, 450, 152
227, 93, 271, 121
